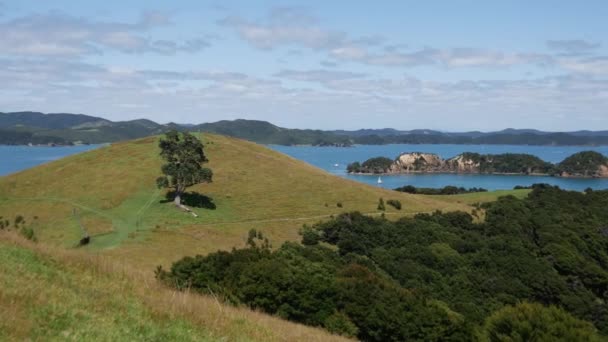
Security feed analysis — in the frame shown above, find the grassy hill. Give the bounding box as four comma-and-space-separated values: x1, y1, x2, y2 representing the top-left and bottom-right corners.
0, 133, 475, 269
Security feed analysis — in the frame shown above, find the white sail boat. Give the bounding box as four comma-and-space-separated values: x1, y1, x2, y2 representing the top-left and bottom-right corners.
377, 176, 383, 184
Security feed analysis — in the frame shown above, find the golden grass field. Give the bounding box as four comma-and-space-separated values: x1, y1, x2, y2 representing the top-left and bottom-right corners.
0, 133, 522, 340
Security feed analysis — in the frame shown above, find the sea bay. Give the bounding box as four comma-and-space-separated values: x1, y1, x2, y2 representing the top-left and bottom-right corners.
269, 144, 608, 191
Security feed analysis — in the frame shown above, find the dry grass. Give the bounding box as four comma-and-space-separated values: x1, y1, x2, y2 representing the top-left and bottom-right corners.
0, 231, 350, 341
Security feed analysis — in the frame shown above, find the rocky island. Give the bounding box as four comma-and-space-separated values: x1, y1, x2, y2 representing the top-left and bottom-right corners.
347, 151, 608, 178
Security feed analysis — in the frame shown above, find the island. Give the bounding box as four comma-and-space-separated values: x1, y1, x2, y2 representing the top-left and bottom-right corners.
347, 151, 608, 178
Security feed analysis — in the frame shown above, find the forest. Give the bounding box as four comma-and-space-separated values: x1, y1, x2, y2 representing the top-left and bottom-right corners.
157, 185, 608, 341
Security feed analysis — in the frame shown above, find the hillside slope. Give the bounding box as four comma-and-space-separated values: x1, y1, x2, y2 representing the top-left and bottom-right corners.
0, 232, 350, 341
0, 133, 472, 269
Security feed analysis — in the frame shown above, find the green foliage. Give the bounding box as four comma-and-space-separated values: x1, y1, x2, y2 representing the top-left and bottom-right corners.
19, 226, 36, 242
156, 130, 213, 202
246, 229, 271, 249
386, 199, 402, 210
395, 185, 488, 195
347, 157, 393, 174
300, 226, 320, 246
481, 302, 602, 342
323, 311, 358, 337
377, 198, 385, 211
159, 187, 608, 340
557, 151, 608, 176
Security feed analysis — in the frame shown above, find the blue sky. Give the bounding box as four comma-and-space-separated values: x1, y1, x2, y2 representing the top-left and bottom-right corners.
1, 0, 607, 130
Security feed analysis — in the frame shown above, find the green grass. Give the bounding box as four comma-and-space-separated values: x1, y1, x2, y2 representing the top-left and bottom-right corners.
434, 189, 531, 205
0, 236, 214, 341
0, 232, 351, 341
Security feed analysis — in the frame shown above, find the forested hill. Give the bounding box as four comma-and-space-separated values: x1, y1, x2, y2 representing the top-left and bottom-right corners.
195, 119, 352, 146
159, 185, 608, 340
2, 111, 608, 146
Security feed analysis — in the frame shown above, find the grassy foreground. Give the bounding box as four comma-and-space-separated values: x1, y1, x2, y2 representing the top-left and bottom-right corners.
0, 231, 350, 341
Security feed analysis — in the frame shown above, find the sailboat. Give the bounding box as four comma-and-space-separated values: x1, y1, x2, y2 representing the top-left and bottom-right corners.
377, 176, 383, 184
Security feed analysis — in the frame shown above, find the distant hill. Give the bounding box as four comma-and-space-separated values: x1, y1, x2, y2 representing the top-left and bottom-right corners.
0, 111, 169, 145
0, 111, 107, 130
1, 111, 608, 146
196, 119, 352, 146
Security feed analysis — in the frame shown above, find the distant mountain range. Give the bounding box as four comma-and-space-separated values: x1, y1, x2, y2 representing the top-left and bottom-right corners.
1, 111, 608, 146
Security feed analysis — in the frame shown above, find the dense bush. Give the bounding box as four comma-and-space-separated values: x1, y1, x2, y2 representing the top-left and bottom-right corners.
347, 157, 393, 174
386, 199, 402, 210
395, 185, 487, 195
480, 302, 602, 341
557, 151, 608, 176
159, 187, 608, 340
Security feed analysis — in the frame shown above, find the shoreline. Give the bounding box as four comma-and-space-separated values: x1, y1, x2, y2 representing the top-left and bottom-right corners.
348, 171, 607, 179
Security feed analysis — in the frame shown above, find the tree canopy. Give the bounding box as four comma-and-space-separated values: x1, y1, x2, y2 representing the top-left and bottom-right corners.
156, 130, 212, 214
157, 185, 608, 340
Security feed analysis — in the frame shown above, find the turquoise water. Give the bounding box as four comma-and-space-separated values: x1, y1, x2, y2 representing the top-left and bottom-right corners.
269, 144, 608, 191
0, 145, 103, 176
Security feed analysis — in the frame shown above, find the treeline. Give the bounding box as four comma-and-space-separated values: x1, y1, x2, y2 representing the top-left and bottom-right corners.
351, 132, 608, 146
395, 185, 488, 195
458, 152, 554, 174
157, 186, 608, 340
346, 157, 393, 173
0, 129, 68, 145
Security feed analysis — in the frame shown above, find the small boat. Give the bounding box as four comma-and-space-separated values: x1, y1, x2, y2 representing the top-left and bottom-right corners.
377, 176, 383, 184
334, 163, 339, 167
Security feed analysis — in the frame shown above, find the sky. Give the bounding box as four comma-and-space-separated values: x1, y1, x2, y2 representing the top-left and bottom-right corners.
1, 0, 607, 131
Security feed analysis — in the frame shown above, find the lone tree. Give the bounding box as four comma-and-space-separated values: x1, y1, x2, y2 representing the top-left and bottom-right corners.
156, 130, 212, 216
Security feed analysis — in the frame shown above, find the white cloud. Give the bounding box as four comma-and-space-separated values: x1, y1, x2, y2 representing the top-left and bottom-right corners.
0, 11, 209, 57
547, 39, 600, 55
220, 8, 347, 50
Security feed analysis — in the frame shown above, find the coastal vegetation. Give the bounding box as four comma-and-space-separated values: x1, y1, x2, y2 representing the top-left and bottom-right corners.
395, 185, 488, 195
348, 151, 608, 177
158, 185, 608, 340
346, 157, 393, 174
557, 151, 608, 177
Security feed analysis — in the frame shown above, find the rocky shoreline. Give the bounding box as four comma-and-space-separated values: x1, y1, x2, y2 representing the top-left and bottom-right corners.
347, 151, 608, 178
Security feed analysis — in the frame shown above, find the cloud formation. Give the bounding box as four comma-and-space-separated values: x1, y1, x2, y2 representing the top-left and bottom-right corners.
547, 39, 600, 55
222, 8, 558, 69
220, 7, 347, 50
0, 11, 209, 57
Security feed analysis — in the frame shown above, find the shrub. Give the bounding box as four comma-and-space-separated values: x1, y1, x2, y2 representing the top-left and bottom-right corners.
481, 302, 602, 342
377, 198, 385, 211
336, 202, 343, 208
386, 199, 402, 210
20, 227, 36, 242
300, 226, 320, 246
324, 311, 359, 337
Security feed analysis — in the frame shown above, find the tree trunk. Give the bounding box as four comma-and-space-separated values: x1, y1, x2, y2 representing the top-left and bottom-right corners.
174, 189, 198, 217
